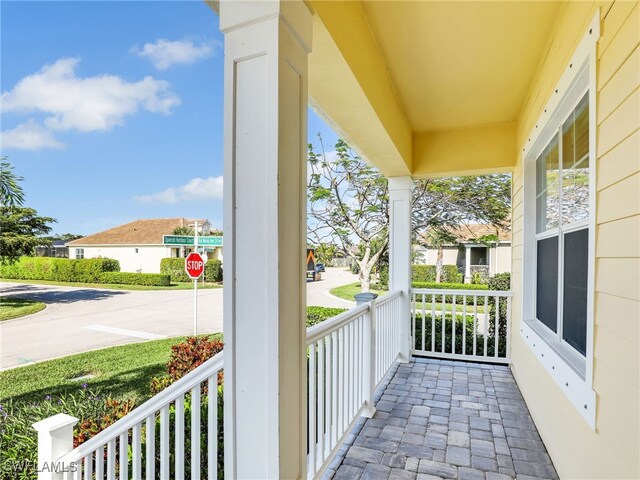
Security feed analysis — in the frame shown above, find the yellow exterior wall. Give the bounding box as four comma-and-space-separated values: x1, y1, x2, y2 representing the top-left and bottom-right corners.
412, 122, 517, 178
510, 2, 640, 478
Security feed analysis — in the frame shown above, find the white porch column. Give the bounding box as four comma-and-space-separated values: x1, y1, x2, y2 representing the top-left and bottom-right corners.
465, 245, 472, 283
220, 1, 311, 478
388, 176, 413, 363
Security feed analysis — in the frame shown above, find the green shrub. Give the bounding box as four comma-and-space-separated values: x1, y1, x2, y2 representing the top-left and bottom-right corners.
205, 259, 223, 283
412, 265, 436, 282
441, 265, 463, 283
306, 306, 347, 327
0, 257, 120, 283
161, 258, 223, 283
411, 282, 489, 304
412, 312, 506, 358
488, 273, 511, 340
99, 272, 171, 286
0, 387, 123, 480
160, 258, 190, 282
378, 265, 389, 288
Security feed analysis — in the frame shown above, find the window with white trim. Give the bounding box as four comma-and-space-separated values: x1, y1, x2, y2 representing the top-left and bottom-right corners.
535, 93, 590, 356
76, 248, 84, 259
520, 12, 599, 428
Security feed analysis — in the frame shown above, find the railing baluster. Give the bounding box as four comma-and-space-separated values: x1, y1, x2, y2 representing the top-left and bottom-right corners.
325, 333, 333, 457
483, 295, 489, 357
132, 423, 141, 480
473, 296, 478, 356
462, 295, 467, 355
506, 295, 512, 359
208, 377, 217, 480
119, 432, 127, 480
431, 293, 436, 352
441, 293, 446, 353
175, 394, 185, 480
308, 341, 316, 473
95, 447, 104, 480
317, 338, 325, 471
145, 415, 154, 480
412, 292, 416, 351
494, 295, 500, 358
452, 295, 457, 354
106, 438, 115, 480
84, 455, 92, 480
191, 386, 201, 480
160, 405, 169, 480
331, 330, 338, 447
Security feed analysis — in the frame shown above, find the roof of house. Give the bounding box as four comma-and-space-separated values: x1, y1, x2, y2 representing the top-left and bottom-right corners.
420, 224, 511, 246
67, 218, 211, 246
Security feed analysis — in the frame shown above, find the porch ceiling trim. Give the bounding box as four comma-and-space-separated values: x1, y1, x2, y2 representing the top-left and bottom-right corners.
308, 1, 412, 177
412, 122, 517, 178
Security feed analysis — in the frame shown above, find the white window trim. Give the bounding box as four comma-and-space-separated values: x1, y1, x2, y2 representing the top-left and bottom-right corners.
521, 11, 599, 430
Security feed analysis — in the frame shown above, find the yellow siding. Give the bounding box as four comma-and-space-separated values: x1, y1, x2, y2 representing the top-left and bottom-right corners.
510, 1, 640, 478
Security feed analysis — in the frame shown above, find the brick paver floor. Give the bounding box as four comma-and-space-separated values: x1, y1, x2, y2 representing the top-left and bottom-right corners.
327, 358, 558, 480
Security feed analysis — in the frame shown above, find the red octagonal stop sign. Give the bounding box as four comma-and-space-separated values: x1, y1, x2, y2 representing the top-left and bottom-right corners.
185, 252, 205, 279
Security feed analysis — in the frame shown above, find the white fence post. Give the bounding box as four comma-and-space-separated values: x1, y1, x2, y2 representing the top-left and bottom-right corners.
32, 413, 79, 480
355, 292, 377, 418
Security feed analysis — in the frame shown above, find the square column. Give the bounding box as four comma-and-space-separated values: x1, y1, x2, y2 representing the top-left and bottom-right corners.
220, 1, 311, 478
465, 245, 472, 283
388, 176, 413, 363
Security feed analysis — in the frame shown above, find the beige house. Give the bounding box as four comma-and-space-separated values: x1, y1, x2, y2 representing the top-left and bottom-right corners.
68, 218, 222, 273
415, 224, 512, 282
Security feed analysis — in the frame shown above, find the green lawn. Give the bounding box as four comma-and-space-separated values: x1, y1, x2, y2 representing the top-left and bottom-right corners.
329, 282, 387, 301
330, 282, 486, 313
1, 278, 222, 291
0, 297, 46, 321
0, 335, 221, 404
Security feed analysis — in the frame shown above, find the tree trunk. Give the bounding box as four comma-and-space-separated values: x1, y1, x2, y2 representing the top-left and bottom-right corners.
435, 246, 443, 283
359, 262, 372, 293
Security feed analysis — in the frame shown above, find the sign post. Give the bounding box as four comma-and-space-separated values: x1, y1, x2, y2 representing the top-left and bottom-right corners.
185, 225, 205, 335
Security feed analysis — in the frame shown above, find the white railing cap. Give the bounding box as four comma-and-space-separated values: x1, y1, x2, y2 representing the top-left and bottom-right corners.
33, 413, 78, 432
412, 288, 513, 297
306, 303, 369, 344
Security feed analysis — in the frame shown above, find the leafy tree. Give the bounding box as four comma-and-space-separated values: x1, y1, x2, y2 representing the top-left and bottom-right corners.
173, 226, 195, 236
0, 158, 25, 207
307, 136, 511, 291
1, 207, 56, 263
312, 243, 338, 266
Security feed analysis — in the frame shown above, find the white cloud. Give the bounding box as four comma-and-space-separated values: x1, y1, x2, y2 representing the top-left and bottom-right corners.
132, 38, 217, 70
1, 120, 64, 151
134, 176, 223, 204
1, 57, 181, 133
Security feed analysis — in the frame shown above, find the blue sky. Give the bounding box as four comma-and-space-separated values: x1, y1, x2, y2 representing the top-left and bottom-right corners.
1, 1, 339, 235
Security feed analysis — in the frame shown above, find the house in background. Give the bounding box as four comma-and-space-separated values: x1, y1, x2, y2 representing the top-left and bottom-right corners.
414, 224, 512, 282
68, 218, 222, 273
35, 239, 70, 258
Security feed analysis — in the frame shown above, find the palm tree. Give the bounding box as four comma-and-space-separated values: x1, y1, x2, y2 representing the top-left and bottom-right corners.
0, 158, 25, 207
173, 226, 195, 236
426, 228, 458, 283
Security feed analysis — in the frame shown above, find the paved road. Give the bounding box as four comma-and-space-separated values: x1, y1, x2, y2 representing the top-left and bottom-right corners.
0, 268, 357, 369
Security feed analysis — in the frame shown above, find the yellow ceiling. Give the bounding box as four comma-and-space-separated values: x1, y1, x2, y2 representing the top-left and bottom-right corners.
361, 1, 561, 133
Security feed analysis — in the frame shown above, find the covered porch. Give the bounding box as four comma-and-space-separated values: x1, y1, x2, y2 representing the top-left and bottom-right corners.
32, 1, 639, 479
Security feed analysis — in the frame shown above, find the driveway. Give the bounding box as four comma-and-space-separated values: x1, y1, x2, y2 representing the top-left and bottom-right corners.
0, 268, 357, 369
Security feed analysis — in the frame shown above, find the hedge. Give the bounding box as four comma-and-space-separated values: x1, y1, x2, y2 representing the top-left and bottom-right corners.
307, 306, 347, 327
412, 264, 462, 283
412, 312, 506, 358
412, 282, 489, 304
99, 272, 171, 286
161, 258, 223, 283
0, 257, 120, 283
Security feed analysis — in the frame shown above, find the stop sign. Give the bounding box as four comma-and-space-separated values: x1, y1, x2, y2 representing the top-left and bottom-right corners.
185, 252, 205, 279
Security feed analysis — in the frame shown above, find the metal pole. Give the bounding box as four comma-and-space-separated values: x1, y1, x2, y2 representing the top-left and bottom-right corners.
194, 221, 199, 336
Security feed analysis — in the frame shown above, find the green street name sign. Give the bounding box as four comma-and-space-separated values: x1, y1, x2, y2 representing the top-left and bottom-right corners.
163, 235, 223, 246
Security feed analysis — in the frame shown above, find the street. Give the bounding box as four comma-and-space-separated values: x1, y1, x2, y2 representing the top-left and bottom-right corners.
0, 267, 357, 369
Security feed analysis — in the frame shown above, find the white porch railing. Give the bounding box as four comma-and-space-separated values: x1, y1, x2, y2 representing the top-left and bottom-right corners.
34, 291, 404, 480
305, 290, 402, 478
411, 288, 512, 364
38, 352, 224, 480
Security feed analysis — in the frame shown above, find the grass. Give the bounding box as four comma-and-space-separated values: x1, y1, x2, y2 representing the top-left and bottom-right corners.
0, 335, 220, 405
0, 278, 222, 291
330, 282, 486, 313
0, 297, 46, 321
329, 282, 387, 301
